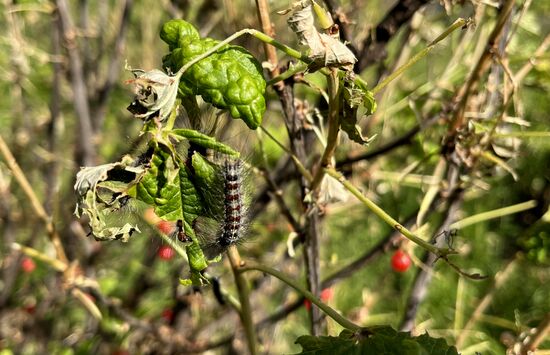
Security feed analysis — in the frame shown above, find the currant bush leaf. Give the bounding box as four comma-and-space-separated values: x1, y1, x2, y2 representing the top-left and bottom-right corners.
295, 327, 459, 355
170, 129, 240, 157
135, 142, 209, 280
160, 19, 266, 129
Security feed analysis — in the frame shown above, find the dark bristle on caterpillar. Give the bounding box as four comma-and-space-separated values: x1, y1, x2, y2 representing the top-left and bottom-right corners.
201, 158, 250, 259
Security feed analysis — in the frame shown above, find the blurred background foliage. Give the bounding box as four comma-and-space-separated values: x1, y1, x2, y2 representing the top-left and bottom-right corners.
0, 0, 549, 354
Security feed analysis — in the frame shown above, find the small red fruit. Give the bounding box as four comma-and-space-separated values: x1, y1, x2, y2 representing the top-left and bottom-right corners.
161, 308, 174, 322
304, 288, 333, 310
156, 220, 173, 235
391, 250, 411, 272
320, 288, 333, 302
157, 245, 175, 260
21, 257, 36, 273
23, 304, 36, 314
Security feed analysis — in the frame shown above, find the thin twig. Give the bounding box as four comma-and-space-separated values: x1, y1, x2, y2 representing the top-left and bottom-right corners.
258, 168, 300, 233
0, 135, 68, 264
455, 258, 517, 347
448, 0, 515, 133
336, 123, 422, 168
55, 0, 96, 166
227, 247, 257, 354
400, 193, 464, 331
520, 312, 550, 354
372, 18, 468, 96
357, 0, 430, 71
92, 0, 133, 130
254, 0, 281, 86
325, 167, 456, 257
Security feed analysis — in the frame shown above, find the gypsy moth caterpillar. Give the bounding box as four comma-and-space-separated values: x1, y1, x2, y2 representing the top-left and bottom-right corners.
195, 157, 251, 259
173, 105, 270, 258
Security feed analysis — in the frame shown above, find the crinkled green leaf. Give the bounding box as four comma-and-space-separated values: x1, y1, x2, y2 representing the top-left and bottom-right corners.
171, 129, 240, 157
295, 327, 459, 355
160, 19, 200, 51
160, 19, 266, 129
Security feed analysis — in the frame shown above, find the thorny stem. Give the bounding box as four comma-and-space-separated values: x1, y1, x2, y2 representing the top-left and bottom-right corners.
227, 247, 258, 355
240, 263, 361, 332
325, 167, 456, 257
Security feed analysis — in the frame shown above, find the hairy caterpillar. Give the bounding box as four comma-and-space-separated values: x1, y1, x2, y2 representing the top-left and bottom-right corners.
171, 108, 258, 258
196, 157, 251, 259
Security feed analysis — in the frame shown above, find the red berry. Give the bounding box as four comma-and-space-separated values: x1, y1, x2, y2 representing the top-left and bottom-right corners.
161, 308, 174, 322
23, 304, 36, 314
21, 257, 36, 273
320, 288, 333, 302
156, 220, 173, 235
304, 288, 333, 311
157, 245, 175, 260
391, 250, 411, 272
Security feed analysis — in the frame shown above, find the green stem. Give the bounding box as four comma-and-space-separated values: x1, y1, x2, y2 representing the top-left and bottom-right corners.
372, 18, 468, 95
450, 200, 537, 230
172, 27, 373, 99
311, 68, 341, 191
164, 100, 180, 131
176, 29, 309, 80
325, 167, 456, 257
240, 263, 361, 332
266, 62, 308, 86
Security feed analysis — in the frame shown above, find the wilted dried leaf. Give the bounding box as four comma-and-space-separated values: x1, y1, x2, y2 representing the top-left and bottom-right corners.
286, 2, 356, 70
125, 68, 180, 121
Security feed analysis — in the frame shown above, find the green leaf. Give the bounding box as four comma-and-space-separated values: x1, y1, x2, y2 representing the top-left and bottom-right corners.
191, 152, 225, 220
160, 19, 200, 51
170, 129, 240, 157
161, 19, 266, 129
135, 142, 209, 281
295, 327, 459, 355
